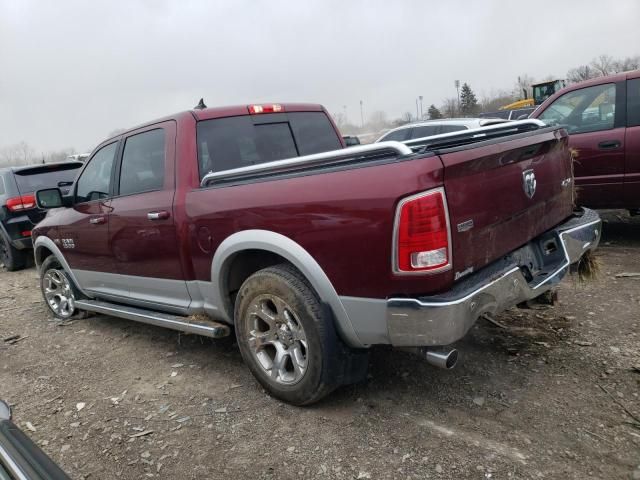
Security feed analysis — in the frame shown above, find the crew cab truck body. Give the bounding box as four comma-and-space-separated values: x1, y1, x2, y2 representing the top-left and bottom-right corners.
32, 103, 601, 404
531, 69, 640, 211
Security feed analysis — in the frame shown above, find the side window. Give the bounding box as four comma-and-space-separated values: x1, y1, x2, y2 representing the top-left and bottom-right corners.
538, 83, 616, 134
411, 125, 440, 139
76, 142, 117, 203
119, 129, 166, 196
628, 78, 640, 127
0, 176, 5, 195
380, 129, 410, 142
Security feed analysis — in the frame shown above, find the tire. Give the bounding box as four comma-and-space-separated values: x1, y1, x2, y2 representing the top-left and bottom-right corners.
0, 231, 26, 271
39, 256, 85, 320
234, 264, 367, 405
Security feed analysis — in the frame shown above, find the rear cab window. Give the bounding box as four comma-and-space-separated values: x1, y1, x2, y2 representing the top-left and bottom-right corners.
197, 111, 342, 180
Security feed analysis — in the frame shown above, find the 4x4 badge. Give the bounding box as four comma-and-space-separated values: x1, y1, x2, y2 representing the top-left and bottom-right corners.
522, 169, 537, 199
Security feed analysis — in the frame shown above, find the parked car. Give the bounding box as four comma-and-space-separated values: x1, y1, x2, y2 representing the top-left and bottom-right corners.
375, 118, 509, 143
0, 400, 71, 479
32, 103, 600, 405
0, 162, 82, 270
479, 107, 537, 120
531, 70, 640, 212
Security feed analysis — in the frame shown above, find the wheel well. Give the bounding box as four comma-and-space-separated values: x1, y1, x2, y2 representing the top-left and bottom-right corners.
35, 246, 53, 269
222, 249, 295, 320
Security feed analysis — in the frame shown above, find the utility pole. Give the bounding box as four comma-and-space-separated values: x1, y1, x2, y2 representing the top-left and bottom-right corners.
359, 100, 364, 128
415, 98, 419, 121
454, 80, 460, 115
419, 95, 423, 120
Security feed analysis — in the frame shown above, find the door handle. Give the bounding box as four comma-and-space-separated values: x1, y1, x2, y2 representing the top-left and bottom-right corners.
89, 216, 106, 225
598, 140, 621, 150
147, 211, 170, 221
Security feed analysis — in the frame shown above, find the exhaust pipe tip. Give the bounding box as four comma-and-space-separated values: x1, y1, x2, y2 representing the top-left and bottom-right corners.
400, 347, 459, 369
425, 348, 458, 369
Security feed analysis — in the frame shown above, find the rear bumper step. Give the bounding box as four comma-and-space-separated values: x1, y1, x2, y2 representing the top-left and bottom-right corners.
74, 300, 230, 338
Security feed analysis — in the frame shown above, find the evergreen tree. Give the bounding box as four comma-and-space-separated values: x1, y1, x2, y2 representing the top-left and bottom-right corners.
459, 83, 479, 116
427, 104, 443, 120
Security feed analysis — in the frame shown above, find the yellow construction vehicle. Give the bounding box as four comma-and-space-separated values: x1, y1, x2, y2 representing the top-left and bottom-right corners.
500, 79, 566, 110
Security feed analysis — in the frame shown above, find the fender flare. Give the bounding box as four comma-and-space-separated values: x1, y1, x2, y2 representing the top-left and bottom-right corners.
210, 229, 364, 348
33, 236, 91, 298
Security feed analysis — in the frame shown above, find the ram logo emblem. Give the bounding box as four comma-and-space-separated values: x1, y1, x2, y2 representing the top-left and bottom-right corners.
522, 169, 537, 199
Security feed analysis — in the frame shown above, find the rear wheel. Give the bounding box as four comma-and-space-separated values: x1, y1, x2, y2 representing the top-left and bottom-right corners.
235, 264, 363, 405
0, 231, 26, 271
40, 256, 82, 320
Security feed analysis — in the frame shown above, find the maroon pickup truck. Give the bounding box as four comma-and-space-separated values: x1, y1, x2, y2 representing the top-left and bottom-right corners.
32, 103, 601, 404
531, 69, 640, 211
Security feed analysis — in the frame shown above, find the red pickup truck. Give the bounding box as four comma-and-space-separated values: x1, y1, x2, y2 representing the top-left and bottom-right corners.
32, 103, 601, 404
531, 69, 640, 211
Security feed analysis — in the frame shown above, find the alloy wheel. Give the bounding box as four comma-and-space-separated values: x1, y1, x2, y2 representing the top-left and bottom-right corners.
244, 294, 308, 385
43, 269, 75, 318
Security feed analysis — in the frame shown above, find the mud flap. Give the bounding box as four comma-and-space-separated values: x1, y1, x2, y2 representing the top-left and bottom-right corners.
321, 303, 370, 386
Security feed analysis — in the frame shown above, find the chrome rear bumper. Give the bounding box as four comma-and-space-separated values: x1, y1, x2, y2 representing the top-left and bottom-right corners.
386, 208, 601, 346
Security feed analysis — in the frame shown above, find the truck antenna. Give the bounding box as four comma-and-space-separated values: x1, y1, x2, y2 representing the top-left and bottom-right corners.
194, 98, 207, 110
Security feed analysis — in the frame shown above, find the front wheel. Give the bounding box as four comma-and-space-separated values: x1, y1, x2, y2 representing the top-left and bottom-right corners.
40, 256, 80, 320
235, 264, 360, 405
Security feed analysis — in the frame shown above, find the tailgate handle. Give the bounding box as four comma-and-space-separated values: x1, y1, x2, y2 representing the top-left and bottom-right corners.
147, 211, 170, 221
89, 216, 105, 225
598, 140, 621, 150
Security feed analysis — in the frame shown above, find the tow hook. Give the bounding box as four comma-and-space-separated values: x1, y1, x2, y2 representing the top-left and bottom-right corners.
401, 347, 458, 369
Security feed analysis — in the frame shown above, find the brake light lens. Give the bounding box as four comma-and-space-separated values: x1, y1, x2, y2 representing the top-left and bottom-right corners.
248, 104, 284, 114
394, 188, 451, 273
6, 194, 36, 212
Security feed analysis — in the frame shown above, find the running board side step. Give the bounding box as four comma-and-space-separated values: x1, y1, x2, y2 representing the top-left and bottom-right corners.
75, 299, 231, 338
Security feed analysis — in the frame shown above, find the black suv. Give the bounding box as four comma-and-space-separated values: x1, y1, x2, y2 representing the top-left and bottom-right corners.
0, 162, 82, 270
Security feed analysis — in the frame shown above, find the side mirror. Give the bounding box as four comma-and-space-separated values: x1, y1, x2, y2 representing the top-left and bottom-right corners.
36, 188, 64, 209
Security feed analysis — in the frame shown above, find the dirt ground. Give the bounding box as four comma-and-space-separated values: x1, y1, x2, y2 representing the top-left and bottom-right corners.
1, 211, 639, 480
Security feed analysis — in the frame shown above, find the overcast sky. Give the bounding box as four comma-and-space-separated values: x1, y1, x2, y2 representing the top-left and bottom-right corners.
1, 0, 639, 153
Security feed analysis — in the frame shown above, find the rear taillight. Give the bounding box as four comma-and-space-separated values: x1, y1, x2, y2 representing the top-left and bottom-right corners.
6, 194, 36, 212
393, 188, 451, 274
248, 104, 284, 114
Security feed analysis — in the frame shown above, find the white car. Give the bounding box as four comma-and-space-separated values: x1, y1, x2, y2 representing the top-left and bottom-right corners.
375, 118, 509, 143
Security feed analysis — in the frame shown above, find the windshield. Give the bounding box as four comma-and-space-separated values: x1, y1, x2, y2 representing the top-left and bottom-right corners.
13, 163, 82, 194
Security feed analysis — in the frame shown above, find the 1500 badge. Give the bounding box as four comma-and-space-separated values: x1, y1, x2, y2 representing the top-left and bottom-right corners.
61, 238, 75, 249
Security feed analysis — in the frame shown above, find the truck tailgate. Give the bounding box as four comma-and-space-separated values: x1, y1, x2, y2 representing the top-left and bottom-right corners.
440, 127, 574, 280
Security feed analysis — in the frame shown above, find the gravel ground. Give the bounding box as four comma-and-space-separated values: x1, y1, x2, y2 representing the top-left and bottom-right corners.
1, 211, 639, 479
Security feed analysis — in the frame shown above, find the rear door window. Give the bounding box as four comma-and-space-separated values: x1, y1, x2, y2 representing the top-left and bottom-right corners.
76, 143, 117, 203
119, 129, 166, 196
439, 125, 468, 134
379, 128, 411, 142
197, 111, 340, 179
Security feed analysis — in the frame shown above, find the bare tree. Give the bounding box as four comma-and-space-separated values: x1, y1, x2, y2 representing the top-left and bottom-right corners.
441, 98, 458, 118
566, 64, 599, 84
0, 142, 36, 166
591, 54, 614, 76
515, 74, 535, 100
611, 55, 640, 73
